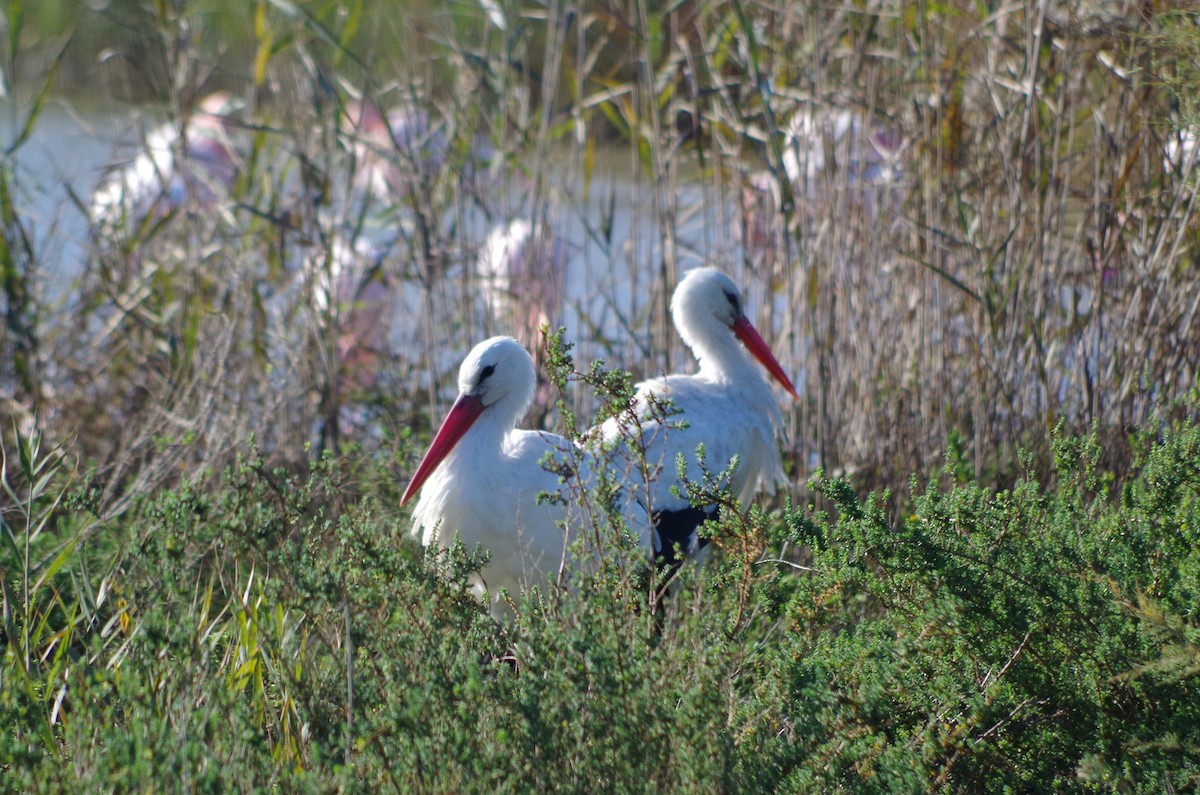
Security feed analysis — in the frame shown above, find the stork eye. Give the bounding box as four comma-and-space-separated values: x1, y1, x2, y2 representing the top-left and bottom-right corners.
723, 290, 740, 312
479, 364, 496, 384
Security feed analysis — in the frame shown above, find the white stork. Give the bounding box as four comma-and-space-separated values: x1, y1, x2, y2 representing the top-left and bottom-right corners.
598, 266, 799, 565
344, 99, 495, 204
477, 217, 567, 356
401, 336, 649, 614
91, 92, 241, 233
306, 234, 394, 395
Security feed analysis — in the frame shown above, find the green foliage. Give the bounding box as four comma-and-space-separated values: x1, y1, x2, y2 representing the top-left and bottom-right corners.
1157, 11, 1200, 129
0, 154, 41, 402
772, 422, 1200, 791
3, 411, 1200, 790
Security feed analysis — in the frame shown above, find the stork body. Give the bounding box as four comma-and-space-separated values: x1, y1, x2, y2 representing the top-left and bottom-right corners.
307, 235, 395, 394
403, 336, 648, 612
346, 101, 447, 201
600, 267, 798, 562
345, 99, 494, 204
1164, 124, 1199, 177
477, 218, 567, 352
91, 93, 240, 231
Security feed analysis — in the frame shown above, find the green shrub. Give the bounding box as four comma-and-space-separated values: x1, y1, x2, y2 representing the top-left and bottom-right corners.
4, 414, 1200, 791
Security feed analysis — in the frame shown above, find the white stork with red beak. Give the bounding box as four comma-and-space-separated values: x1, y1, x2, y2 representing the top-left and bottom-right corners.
598, 266, 799, 565
401, 336, 649, 613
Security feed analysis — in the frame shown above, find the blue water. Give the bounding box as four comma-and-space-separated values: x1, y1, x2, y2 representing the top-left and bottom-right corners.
0, 99, 158, 300
0, 98, 786, 393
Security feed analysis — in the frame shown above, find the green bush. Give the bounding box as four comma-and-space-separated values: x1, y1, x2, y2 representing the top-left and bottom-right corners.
769, 423, 1200, 791
4, 413, 1200, 791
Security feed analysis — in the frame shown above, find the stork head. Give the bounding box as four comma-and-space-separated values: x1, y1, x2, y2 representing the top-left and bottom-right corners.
401, 337, 536, 505
671, 267, 799, 400
671, 267, 745, 333
456, 336, 537, 414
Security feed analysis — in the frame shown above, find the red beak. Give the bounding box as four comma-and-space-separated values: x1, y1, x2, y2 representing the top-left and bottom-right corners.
401, 392, 487, 505
732, 315, 800, 400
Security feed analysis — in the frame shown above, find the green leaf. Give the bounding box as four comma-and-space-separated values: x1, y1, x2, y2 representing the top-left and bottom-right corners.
338, 0, 363, 52
646, 12, 662, 65
595, 96, 632, 142
7, 35, 67, 155
32, 536, 78, 594
6, 0, 24, 72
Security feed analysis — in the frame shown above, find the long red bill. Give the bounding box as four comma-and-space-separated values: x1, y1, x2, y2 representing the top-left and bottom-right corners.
732, 315, 800, 400
401, 392, 487, 505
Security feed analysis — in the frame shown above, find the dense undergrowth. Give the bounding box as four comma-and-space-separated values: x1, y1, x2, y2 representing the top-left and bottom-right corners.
3, 406, 1199, 791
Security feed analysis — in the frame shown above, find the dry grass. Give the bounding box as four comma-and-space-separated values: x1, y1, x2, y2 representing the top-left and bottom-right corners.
2, 0, 1197, 516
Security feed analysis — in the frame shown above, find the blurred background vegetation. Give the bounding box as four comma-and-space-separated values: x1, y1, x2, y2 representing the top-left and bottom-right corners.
11, 0, 455, 101
2, 0, 1200, 790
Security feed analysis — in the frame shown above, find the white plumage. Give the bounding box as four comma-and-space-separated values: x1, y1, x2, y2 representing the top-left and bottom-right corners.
90, 92, 240, 231
598, 267, 798, 561
402, 336, 649, 613
1164, 125, 1199, 177
782, 107, 906, 196
306, 235, 394, 394
476, 218, 567, 352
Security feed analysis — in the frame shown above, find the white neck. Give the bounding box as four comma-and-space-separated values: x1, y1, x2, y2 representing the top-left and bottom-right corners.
682, 315, 759, 385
